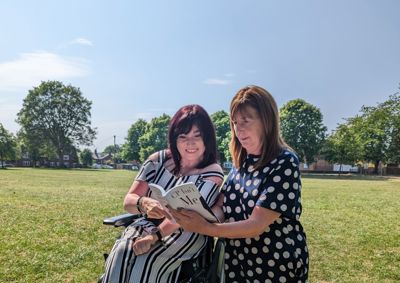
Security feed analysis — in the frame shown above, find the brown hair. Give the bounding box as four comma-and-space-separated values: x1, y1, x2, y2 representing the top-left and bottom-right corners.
229, 85, 290, 169
169, 104, 217, 174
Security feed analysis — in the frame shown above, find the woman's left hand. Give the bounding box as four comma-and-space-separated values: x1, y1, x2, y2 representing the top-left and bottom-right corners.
132, 234, 157, 255
168, 208, 208, 233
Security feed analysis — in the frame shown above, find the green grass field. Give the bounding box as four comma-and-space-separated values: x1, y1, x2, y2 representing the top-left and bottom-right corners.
0, 168, 399, 282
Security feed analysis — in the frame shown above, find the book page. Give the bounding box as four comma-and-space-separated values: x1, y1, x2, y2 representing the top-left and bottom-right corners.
164, 183, 219, 222
148, 183, 170, 209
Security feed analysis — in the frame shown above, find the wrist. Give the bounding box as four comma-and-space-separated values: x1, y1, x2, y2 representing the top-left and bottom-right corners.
144, 226, 164, 245
136, 196, 145, 213
150, 233, 160, 244
203, 221, 216, 237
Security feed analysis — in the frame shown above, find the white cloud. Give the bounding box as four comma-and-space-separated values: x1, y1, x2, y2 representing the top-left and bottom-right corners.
203, 78, 232, 85
69, 37, 93, 46
0, 51, 90, 92
135, 108, 175, 120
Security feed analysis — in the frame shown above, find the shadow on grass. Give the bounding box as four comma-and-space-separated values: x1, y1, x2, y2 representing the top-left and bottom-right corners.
0, 167, 120, 173
301, 173, 392, 181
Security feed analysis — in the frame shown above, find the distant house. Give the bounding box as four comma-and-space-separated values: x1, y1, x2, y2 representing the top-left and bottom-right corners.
386, 164, 400, 175
16, 150, 78, 168
45, 153, 79, 168
16, 152, 34, 167
92, 150, 113, 165
300, 157, 333, 172
333, 164, 359, 173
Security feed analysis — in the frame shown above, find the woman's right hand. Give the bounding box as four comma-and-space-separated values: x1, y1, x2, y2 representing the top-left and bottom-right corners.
141, 197, 166, 219
168, 207, 209, 233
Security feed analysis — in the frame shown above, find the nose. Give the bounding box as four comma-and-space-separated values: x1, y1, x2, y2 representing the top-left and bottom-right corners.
185, 137, 197, 145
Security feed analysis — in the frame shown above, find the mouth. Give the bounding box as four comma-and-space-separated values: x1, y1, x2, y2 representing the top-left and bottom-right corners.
185, 149, 198, 153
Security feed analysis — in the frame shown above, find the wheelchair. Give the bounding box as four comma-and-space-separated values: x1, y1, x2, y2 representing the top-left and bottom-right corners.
99, 213, 225, 283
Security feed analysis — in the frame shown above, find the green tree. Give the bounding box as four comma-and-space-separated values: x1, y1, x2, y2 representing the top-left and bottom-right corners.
17, 81, 96, 167
139, 114, 170, 161
103, 144, 121, 155
211, 110, 230, 163
354, 108, 387, 173
103, 144, 123, 164
0, 123, 16, 167
221, 131, 232, 163
79, 148, 93, 167
121, 119, 147, 162
379, 92, 400, 164
280, 99, 327, 164
16, 129, 43, 167
323, 122, 362, 173
351, 91, 400, 172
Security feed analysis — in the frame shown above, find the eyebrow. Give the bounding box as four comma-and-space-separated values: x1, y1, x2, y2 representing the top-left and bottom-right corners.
179, 129, 201, 135
233, 114, 254, 121
192, 130, 202, 135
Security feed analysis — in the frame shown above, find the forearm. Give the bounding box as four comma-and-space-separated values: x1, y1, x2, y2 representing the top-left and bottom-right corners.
200, 207, 280, 239
158, 219, 181, 238
202, 218, 266, 239
143, 219, 181, 248
124, 193, 149, 214
123, 193, 141, 214
123, 180, 149, 214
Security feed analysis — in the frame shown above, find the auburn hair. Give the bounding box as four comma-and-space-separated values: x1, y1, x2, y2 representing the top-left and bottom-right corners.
229, 85, 290, 169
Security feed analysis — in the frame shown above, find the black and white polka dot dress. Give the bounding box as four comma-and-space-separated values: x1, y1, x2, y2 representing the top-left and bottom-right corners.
221, 150, 308, 283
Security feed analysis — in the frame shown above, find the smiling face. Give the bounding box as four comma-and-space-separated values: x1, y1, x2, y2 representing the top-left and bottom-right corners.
232, 106, 264, 155
176, 125, 206, 164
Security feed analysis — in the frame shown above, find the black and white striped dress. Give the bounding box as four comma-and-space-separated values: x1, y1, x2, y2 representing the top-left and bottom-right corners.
102, 150, 223, 283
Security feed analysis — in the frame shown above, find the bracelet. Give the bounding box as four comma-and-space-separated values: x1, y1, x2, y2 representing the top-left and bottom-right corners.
155, 230, 163, 241
154, 229, 165, 247
136, 196, 144, 214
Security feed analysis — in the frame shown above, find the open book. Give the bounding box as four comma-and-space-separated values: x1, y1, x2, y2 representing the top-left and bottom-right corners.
149, 182, 219, 223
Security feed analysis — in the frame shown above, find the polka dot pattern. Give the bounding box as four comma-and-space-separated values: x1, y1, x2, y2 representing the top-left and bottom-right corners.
221, 150, 308, 282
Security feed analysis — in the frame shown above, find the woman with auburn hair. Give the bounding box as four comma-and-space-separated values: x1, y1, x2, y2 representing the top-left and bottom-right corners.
171, 86, 309, 283
102, 104, 224, 283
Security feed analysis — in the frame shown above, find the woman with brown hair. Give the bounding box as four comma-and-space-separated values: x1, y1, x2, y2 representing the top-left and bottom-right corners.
171, 86, 309, 283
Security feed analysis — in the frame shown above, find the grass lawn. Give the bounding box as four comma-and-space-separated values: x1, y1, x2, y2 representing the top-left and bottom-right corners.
0, 168, 399, 282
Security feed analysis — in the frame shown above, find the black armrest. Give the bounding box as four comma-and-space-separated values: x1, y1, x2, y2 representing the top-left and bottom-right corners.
103, 213, 140, 227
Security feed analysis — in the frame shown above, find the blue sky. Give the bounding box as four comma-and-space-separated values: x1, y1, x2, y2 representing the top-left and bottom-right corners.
1, 0, 399, 151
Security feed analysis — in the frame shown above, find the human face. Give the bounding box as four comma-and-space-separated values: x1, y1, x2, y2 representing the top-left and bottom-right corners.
232, 106, 263, 155
176, 125, 206, 165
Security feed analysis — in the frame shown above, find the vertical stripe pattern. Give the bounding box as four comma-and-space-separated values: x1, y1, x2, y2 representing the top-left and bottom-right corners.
102, 150, 222, 283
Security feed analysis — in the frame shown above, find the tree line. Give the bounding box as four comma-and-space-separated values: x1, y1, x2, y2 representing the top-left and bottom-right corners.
1, 80, 399, 173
